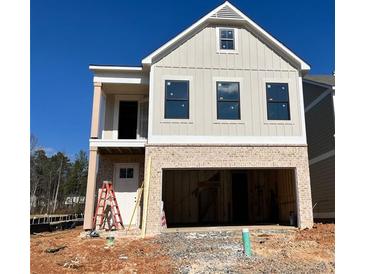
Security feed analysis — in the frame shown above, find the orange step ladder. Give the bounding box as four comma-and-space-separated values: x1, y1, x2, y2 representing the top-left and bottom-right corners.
93, 181, 124, 231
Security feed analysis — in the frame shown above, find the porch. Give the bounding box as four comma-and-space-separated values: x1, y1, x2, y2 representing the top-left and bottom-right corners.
84, 65, 149, 230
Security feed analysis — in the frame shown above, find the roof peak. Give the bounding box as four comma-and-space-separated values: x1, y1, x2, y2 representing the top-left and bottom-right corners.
142, 1, 310, 71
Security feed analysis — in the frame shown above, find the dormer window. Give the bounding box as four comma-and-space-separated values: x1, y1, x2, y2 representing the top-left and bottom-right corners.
220, 28, 235, 50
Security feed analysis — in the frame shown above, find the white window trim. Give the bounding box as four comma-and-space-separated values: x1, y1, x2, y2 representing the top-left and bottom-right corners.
262, 78, 295, 125
113, 163, 140, 185
216, 27, 239, 54
212, 77, 245, 124
112, 94, 147, 140
161, 75, 194, 123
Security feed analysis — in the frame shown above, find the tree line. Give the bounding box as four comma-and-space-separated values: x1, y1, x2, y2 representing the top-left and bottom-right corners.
30, 134, 88, 215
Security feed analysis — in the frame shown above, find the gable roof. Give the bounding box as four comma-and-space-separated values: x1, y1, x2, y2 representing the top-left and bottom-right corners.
142, 1, 310, 71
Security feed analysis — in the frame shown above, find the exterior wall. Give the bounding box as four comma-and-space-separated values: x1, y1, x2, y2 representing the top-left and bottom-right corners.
144, 145, 313, 235
304, 84, 335, 159
309, 156, 335, 217
102, 94, 115, 139
150, 25, 305, 140
303, 82, 335, 219
303, 83, 328, 108
100, 91, 149, 140
96, 153, 145, 227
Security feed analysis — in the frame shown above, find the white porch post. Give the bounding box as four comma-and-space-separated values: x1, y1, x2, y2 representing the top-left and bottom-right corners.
83, 146, 98, 230
90, 82, 103, 139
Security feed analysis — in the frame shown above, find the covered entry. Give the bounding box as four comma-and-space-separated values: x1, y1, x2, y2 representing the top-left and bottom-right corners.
162, 169, 297, 227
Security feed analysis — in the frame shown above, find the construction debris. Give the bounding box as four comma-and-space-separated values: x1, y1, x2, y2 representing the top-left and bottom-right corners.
31, 224, 334, 273
62, 257, 81, 269
45, 246, 66, 253
88, 230, 100, 238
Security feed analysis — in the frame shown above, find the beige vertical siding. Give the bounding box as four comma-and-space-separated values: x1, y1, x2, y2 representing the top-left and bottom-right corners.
152, 25, 303, 137
102, 94, 115, 139
101, 92, 149, 139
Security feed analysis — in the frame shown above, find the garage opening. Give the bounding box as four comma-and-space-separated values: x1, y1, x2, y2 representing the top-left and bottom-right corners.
162, 169, 297, 228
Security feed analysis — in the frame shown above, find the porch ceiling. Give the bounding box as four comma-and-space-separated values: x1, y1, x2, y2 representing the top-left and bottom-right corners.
98, 147, 145, 155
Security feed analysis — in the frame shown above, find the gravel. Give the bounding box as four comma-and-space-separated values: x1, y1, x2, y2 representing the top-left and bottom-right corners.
152, 228, 334, 274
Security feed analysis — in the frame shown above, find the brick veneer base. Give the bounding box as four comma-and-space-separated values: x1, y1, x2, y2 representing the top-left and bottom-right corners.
143, 145, 313, 235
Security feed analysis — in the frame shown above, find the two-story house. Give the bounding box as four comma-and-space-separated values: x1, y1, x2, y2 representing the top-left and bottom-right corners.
83, 1, 313, 235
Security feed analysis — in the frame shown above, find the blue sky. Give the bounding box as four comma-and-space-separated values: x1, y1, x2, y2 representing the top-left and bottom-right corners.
31, 0, 334, 158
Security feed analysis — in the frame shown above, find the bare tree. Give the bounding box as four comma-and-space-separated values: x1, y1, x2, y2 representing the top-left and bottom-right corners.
30, 134, 38, 155
52, 158, 63, 213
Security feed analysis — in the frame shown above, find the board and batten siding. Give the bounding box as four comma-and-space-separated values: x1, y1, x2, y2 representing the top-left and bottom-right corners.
151, 25, 304, 138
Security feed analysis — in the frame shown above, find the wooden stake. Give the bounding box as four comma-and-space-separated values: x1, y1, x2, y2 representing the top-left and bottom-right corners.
125, 181, 144, 235
141, 156, 152, 238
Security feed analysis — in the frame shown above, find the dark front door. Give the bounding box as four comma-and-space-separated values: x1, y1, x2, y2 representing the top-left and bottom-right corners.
232, 172, 249, 224
118, 101, 138, 139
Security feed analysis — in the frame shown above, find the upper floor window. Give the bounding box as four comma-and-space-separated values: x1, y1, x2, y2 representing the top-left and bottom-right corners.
165, 80, 189, 119
266, 83, 290, 120
217, 81, 240, 120
219, 28, 235, 50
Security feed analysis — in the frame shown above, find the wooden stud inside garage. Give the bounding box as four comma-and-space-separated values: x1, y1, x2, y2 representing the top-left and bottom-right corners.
162, 168, 297, 228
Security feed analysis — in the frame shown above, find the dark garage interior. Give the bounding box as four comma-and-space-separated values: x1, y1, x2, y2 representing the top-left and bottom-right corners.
162, 169, 297, 227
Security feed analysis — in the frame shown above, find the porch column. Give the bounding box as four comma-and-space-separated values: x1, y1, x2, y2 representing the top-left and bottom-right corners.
83, 146, 98, 230
90, 82, 103, 139
295, 162, 314, 229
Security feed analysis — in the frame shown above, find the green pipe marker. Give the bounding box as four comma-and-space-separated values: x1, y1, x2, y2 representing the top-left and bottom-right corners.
242, 228, 251, 257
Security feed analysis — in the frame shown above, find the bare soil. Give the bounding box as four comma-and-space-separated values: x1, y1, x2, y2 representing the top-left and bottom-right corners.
31, 223, 334, 274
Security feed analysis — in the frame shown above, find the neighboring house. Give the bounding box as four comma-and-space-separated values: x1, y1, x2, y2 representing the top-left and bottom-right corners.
303, 75, 335, 222
83, 1, 314, 235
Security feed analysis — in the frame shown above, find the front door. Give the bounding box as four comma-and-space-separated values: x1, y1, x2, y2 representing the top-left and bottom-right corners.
113, 163, 139, 226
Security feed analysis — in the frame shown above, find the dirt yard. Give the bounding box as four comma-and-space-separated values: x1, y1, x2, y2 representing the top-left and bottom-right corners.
31, 224, 334, 273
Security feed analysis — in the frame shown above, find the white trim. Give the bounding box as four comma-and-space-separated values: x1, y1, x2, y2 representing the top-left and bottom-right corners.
147, 65, 155, 138
262, 78, 296, 125
100, 92, 106, 139
305, 88, 332, 112
161, 75, 194, 123
112, 94, 146, 140
142, 2, 310, 71
114, 163, 140, 182
309, 149, 335, 165
89, 65, 143, 72
313, 212, 335, 219
148, 135, 307, 145
93, 74, 148, 85
212, 76, 244, 123
298, 76, 307, 141
332, 90, 335, 115
216, 27, 239, 54
89, 139, 146, 147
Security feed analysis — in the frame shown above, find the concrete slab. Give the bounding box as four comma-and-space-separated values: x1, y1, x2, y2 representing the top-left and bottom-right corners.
162, 225, 296, 233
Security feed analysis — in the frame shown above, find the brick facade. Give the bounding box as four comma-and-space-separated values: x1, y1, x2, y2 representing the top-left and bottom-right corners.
143, 145, 313, 235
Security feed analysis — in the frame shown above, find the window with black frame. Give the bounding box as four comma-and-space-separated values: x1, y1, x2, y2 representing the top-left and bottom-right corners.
165, 80, 189, 119
216, 81, 240, 120
266, 83, 290, 120
120, 168, 134, 179
219, 28, 235, 50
